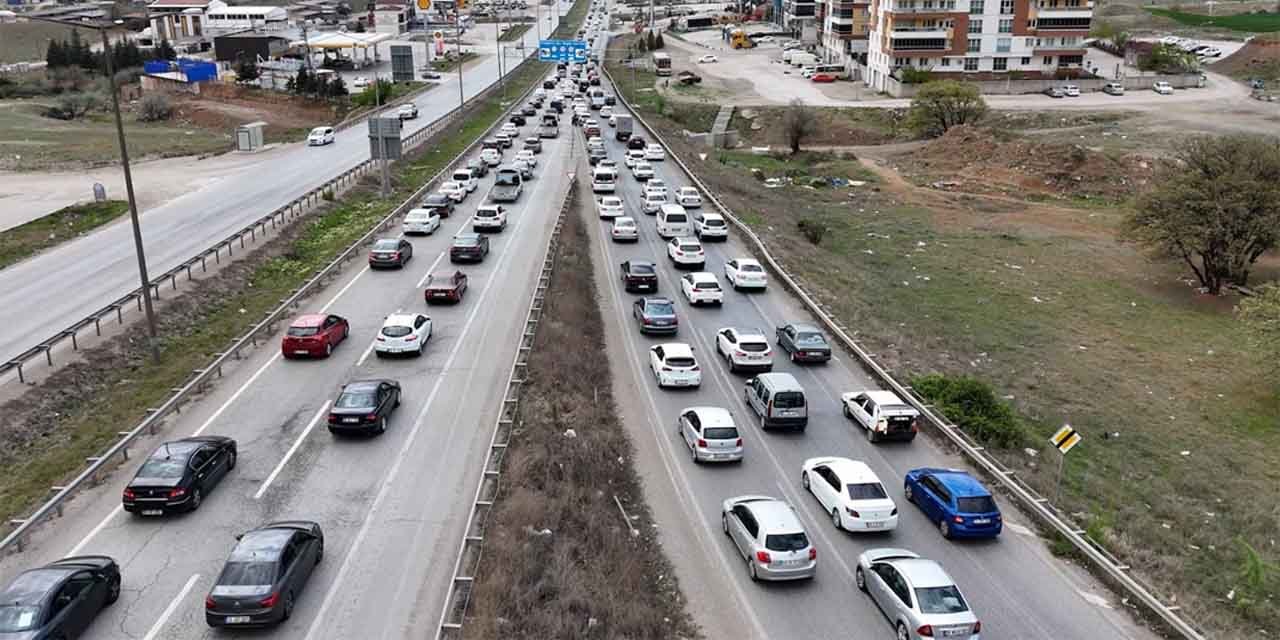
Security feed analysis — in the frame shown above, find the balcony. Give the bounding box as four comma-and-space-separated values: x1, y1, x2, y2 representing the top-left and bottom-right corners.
886, 1, 959, 13
891, 25, 950, 38
888, 35, 949, 51
830, 22, 854, 36
1035, 16, 1091, 30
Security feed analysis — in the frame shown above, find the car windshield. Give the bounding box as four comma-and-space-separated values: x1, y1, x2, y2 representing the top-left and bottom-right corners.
847, 482, 888, 500
695, 280, 720, 290
665, 214, 688, 223
137, 454, 187, 478
216, 561, 276, 587
381, 325, 412, 338
916, 585, 970, 614
704, 218, 725, 227
740, 341, 767, 352
287, 326, 319, 337
0, 604, 42, 632
703, 427, 738, 440
310, 128, 327, 136
616, 220, 635, 228
406, 212, 433, 221
426, 195, 449, 205
496, 170, 520, 186
646, 301, 674, 315
774, 391, 806, 408
794, 331, 825, 345
630, 263, 655, 275
679, 243, 700, 252
336, 390, 377, 408
455, 237, 480, 247
957, 496, 998, 513
764, 532, 809, 551
373, 240, 399, 251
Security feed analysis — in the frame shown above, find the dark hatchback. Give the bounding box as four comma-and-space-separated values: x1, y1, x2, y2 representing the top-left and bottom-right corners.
327, 379, 401, 435
205, 522, 324, 628
0, 556, 121, 639
421, 193, 455, 217
450, 233, 490, 263
620, 260, 658, 292
775, 323, 833, 363
467, 158, 489, 178
368, 237, 413, 269
627, 136, 647, 151
122, 436, 237, 515
633, 297, 678, 335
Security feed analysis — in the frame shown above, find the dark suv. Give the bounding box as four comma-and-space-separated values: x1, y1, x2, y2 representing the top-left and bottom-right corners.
421, 193, 455, 218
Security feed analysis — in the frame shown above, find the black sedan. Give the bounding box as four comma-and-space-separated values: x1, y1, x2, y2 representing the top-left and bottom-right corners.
633, 297, 678, 335
509, 114, 526, 126
620, 260, 658, 293
421, 193, 456, 218
122, 436, 237, 515
327, 380, 401, 435
627, 136, 647, 151
205, 522, 324, 628
0, 556, 120, 638
450, 233, 490, 263
368, 237, 413, 269
775, 323, 833, 363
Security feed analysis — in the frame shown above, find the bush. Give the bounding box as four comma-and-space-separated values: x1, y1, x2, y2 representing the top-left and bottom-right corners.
899, 66, 932, 84
910, 374, 1028, 448
797, 218, 827, 245
905, 80, 988, 137
43, 92, 100, 120
137, 93, 172, 122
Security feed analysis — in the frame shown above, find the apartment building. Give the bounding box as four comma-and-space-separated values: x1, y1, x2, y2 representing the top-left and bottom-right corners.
783, 0, 819, 42
815, 0, 872, 71
863, 0, 1091, 92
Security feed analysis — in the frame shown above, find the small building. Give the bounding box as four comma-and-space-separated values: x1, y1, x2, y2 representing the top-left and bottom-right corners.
213, 31, 290, 62
148, 0, 289, 43
204, 3, 287, 32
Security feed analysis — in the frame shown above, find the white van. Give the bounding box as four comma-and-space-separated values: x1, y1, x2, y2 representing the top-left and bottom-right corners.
790, 52, 817, 68
592, 166, 618, 193
656, 203, 691, 238
451, 168, 477, 193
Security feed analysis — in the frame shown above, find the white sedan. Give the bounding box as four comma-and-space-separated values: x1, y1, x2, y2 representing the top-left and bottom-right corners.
515, 149, 537, 168
438, 181, 467, 203
351, 76, 370, 90
642, 191, 667, 215
725, 258, 767, 290
598, 196, 625, 218
675, 186, 702, 208
611, 216, 639, 242
402, 208, 441, 235
680, 272, 724, 306
644, 144, 666, 161
375, 313, 432, 357
632, 161, 655, 181
801, 457, 899, 532
667, 236, 705, 269
698, 54, 718, 63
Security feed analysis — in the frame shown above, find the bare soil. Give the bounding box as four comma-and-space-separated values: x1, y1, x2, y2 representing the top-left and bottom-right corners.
173, 84, 341, 144
1210, 35, 1280, 82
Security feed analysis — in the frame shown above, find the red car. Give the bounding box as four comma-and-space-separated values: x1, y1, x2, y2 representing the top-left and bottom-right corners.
811, 73, 837, 83
281, 313, 349, 358
424, 270, 468, 304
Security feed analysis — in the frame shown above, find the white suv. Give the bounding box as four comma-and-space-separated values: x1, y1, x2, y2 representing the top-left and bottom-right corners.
438, 181, 467, 203
375, 313, 432, 357
695, 212, 728, 240
515, 149, 537, 168
472, 204, 508, 231
715, 327, 773, 373
645, 143, 666, 161
680, 272, 724, 306
649, 343, 702, 388
667, 236, 706, 269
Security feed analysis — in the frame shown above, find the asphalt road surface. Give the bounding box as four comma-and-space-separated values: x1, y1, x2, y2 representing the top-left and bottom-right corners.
0, 107, 576, 639
0, 2, 572, 375
583, 72, 1160, 640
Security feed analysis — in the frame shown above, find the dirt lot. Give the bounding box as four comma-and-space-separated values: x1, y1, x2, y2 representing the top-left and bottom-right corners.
173, 84, 342, 145
1211, 35, 1280, 83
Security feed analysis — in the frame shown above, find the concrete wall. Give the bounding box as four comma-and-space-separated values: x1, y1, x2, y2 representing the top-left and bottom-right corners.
881, 71, 1204, 98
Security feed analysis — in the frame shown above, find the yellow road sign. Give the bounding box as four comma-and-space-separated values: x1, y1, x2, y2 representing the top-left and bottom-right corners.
418, 0, 431, 10
1049, 425, 1082, 454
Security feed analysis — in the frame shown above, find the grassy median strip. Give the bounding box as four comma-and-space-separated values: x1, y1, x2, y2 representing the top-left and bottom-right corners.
498, 23, 532, 43
0, 200, 128, 270
468, 182, 699, 639
0, 49, 564, 536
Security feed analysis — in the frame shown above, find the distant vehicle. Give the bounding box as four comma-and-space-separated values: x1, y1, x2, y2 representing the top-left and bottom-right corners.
512, 159, 533, 181
1153, 81, 1174, 94
676, 70, 702, 85
403, 208, 441, 236
282, 313, 350, 358
634, 297, 678, 334
1043, 86, 1065, 98
420, 193, 455, 218
508, 113, 526, 127
523, 137, 542, 154
495, 131, 514, 148
368, 236, 413, 269
856, 549, 982, 640
422, 70, 442, 80
842, 390, 920, 442
450, 233, 490, 263
1102, 82, 1125, 96
588, 145, 608, 165
424, 270, 468, 304
473, 204, 508, 231
627, 135, 648, 151
467, 157, 489, 177
904, 468, 1002, 539
438, 180, 467, 203
649, 342, 701, 387
611, 216, 639, 242
802, 457, 898, 531
620, 259, 659, 292
490, 166, 524, 202
1199, 45, 1222, 57
698, 54, 718, 63
721, 495, 816, 581
205, 522, 324, 627
678, 406, 743, 463
123, 436, 237, 515
397, 103, 419, 119
642, 190, 667, 215
328, 380, 401, 434
451, 168, 478, 192
632, 161, 655, 181
680, 271, 724, 306
307, 126, 336, 146
375, 313, 431, 357
521, 104, 537, 116
644, 144, 666, 161
1062, 84, 1080, 97
351, 76, 370, 89
598, 196, 625, 218
775, 323, 832, 363
539, 123, 559, 138
667, 236, 705, 269
0, 556, 121, 637
811, 72, 837, 83
480, 148, 502, 166
515, 148, 537, 168
724, 258, 767, 290
653, 51, 673, 76
716, 327, 772, 373
625, 149, 645, 168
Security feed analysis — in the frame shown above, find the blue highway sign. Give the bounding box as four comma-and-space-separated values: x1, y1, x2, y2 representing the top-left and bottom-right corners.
538, 39, 588, 62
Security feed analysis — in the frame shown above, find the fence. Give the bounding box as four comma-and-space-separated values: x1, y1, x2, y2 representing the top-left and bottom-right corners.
0, 54, 544, 558
602, 63, 1208, 640
881, 70, 1205, 97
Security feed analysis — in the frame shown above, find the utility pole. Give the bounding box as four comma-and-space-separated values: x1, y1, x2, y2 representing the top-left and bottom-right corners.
496, 6, 507, 103
536, 0, 542, 42
455, 3, 466, 111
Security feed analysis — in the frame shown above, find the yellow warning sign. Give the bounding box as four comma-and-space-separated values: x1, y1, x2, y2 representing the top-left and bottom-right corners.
417, 0, 431, 10
1049, 425, 1082, 455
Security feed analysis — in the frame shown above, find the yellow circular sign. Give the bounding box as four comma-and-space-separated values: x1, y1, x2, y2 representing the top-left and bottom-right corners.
417, 0, 431, 10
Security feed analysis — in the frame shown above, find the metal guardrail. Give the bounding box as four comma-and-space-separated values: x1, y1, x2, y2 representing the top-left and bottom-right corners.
0, 55, 537, 387
434, 179, 575, 640
602, 64, 1208, 640
0, 56, 545, 558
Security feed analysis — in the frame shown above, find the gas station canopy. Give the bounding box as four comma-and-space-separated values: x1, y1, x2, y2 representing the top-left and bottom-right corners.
289, 32, 394, 51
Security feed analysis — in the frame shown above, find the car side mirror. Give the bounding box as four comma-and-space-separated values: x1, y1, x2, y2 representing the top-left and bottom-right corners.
745, 378, 756, 385
235, 533, 244, 541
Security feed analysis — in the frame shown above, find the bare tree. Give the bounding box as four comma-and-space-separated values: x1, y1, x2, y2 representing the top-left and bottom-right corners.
781, 98, 816, 154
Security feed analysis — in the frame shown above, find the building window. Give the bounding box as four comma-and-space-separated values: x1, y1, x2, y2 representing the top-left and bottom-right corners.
967, 38, 980, 52
993, 57, 1007, 70
969, 0, 984, 14
968, 19, 982, 33
894, 56, 910, 66
940, 57, 951, 66
1043, 55, 1053, 65
996, 37, 1011, 52
1059, 54, 1084, 66
923, 0, 935, 8
1020, 56, 1031, 64
919, 57, 929, 66
999, 18, 1013, 32
964, 57, 978, 70
1000, 0, 1014, 13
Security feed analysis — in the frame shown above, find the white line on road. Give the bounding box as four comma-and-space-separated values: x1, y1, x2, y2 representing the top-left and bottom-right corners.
355, 307, 402, 367
415, 249, 450, 288
141, 573, 201, 640
254, 401, 332, 500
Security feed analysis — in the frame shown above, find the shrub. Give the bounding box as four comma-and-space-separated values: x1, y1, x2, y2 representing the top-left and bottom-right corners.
910, 374, 1028, 448
43, 92, 99, 120
797, 218, 827, 245
137, 93, 172, 122
899, 66, 932, 84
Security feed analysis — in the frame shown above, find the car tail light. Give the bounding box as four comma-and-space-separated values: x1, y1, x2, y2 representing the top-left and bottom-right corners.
366, 413, 378, 421
973, 621, 982, 633
808, 547, 817, 561
392, 252, 401, 259
122, 488, 135, 499
735, 350, 746, 358
205, 595, 216, 610
846, 508, 860, 518
735, 438, 743, 446
661, 366, 673, 372
328, 414, 337, 423
405, 335, 417, 341
755, 550, 771, 564
696, 439, 707, 447
917, 624, 935, 637
691, 365, 699, 371
168, 488, 186, 499
260, 592, 279, 608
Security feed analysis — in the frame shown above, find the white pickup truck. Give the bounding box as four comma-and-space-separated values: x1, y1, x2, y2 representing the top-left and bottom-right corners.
840, 390, 921, 443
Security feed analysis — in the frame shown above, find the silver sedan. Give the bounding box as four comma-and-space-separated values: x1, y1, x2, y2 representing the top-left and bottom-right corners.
856, 549, 981, 640
720, 495, 816, 581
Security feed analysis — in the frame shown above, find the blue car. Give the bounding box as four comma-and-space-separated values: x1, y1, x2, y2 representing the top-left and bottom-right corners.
904, 468, 1002, 539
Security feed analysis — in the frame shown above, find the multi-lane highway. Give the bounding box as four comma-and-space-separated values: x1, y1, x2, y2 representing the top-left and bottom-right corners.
0, 2, 572, 372
581, 65, 1159, 639
0, 102, 576, 638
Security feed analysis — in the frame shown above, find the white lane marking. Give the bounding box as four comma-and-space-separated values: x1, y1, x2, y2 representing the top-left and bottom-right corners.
355, 307, 403, 367
66, 505, 122, 556
304, 156, 549, 640
415, 249, 450, 288
141, 573, 201, 640
1078, 590, 1114, 609
254, 401, 332, 500
320, 266, 371, 313
1006, 521, 1034, 536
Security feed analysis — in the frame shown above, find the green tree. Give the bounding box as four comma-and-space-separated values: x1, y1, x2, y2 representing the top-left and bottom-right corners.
325, 75, 348, 97
1140, 43, 1198, 73
645, 30, 656, 51
235, 56, 261, 83
1127, 135, 1280, 295
291, 68, 312, 95
153, 39, 177, 61
68, 30, 94, 71
46, 38, 67, 68
654, 32, 665, 49
905, 80, 988, 137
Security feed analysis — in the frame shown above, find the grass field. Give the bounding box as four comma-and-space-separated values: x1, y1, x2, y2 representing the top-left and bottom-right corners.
0, 200, 127, 270
1146, 7, 1280, 31
0, 101, 230, 171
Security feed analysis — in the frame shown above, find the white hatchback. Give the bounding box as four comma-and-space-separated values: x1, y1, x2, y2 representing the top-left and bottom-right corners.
649, 343, 702, 388
802, 457, 899, 532
515, 149, 537, 168
715, 327, 773, 373
611, 216, 639, 242
642, 191, 667, 215
725, 258, 767, 290
695, 212, 728, 240
375, 313, 432, 356
667, 236, 705, 268
645, 144, 666, 161
680, 272, 724, 306
675, 186, 702, 208
402, 208, 441, 235
307, 126, 335, 146
598, 196, 624, 218
472, 204, 508, 231
480, 148, 502, 166
632, 161, 655, 181
624, 149, 646, 168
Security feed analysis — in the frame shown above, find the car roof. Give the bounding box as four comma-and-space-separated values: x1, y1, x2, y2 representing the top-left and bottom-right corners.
656, 342, 693, 358
383, 313, 421, 326
615, 216, 635, 223
742, 498, 803, 533
820, 457, 880, 483
930, 469, 991, 498
228, 527, 294, 562
629, 259, 655, 268
729, 327, 768, 341
788, 322, 822, 333
890, 557, 956, 589
687, 406, 734, 426
642, 296, 673, 305
291, 313, 326, 327
2, 566, 75, 604
455, 233, 481, 241
343, 379, 390, 393
147, 438, 202, 459
689, 272, 717, 282
864, 390, 909, 405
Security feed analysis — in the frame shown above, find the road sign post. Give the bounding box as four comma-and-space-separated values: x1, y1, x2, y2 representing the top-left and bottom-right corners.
1049, 424, 1082, 505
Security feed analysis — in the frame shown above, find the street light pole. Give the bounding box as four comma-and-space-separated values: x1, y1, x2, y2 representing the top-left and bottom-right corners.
496, 6, 507, 103
455, 4, 465, 111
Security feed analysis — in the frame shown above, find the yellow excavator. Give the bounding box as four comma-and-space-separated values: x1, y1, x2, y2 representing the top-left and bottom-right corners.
730, 28, 755, 49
